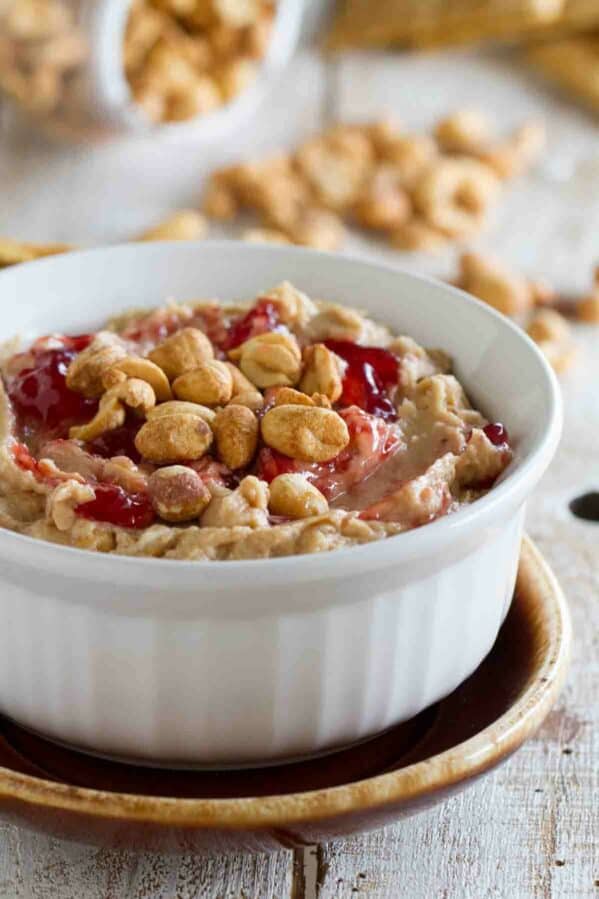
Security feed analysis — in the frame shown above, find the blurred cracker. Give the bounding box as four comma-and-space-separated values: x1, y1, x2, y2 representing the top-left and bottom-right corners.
527, 32, 599, 112
327, 0, 564, 51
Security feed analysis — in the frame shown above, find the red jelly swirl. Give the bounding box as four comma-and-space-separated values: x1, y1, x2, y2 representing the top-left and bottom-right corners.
222, 299, 280, 351
324, 340, 399, 421
76, 484, 155, 529
8, 337, 97, 433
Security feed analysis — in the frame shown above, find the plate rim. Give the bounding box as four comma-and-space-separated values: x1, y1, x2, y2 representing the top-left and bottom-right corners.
0, 536, 571, 831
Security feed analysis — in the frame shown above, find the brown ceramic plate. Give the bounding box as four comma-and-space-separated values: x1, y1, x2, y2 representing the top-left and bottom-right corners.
0, 536, 570, 853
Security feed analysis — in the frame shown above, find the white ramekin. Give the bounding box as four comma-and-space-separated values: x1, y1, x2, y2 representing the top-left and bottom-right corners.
0, 242, 562, 767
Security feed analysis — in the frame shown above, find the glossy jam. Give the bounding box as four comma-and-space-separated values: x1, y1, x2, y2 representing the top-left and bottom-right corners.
76, 484, 155, 529
483, 422, 509, 447
120, 309, 191, 345
325, 340, 399, 421
8, 342, 97, 434
12, 441, 44, 477
222, 299, 280, 351
87, 416, 142, 464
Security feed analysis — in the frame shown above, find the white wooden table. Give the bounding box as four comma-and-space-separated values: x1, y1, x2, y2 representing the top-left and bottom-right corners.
0, 39, 598, 899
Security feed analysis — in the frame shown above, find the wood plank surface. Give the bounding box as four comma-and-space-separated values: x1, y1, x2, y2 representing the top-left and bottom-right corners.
0, 37, 597, 899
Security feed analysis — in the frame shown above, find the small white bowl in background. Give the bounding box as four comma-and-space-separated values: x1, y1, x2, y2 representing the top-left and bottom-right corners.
8, 0, 303, 142
0, 242, 562, 767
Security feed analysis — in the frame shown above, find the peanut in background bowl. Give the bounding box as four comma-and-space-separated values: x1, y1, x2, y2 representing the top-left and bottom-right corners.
0, 242, 562, 766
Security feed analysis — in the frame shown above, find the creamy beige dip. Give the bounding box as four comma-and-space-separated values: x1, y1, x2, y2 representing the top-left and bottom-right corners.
0, 282, 511, 560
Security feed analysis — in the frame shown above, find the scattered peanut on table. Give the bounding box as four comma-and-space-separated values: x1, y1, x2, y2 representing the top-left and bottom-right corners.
202, 109, 545, 252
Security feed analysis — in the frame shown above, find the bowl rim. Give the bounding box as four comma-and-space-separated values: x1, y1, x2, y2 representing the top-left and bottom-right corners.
0, 537, 571, 829
0, 241, 562, 588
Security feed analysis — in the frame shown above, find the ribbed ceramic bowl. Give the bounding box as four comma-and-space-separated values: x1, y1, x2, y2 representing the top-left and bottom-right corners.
0, 242, 562, 767
0, 538, 571, 852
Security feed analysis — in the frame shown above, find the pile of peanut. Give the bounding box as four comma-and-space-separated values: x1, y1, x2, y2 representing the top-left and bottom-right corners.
124, 0, 275, 124
203, 110, 545, 252
0, 0, 86, 119
453, 252, 599, 373
63, 286, 349, 525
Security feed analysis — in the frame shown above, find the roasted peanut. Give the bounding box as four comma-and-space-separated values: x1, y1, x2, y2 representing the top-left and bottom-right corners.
390, 218, 449, 252
214, 0, 262, 28
529, 278, 558, 308
434, 110, 491, 155
167, 77, 221, 121
173, 360, 233, 405
480, 121, 545, 180
201, 475, 269, 529
577, 294, 599, 323
224, 362, 264, 410
269, 473, 328, 520
148, 327, 214, 380
103, 356, 172, 401
217, 58, 257, 101
66, 335, 127, 398
112, 377, 156, 416
147, 400, 216, 425
366, 117, 403, 155
68, 378, 155, 441
295, 136, 370, 212
47, 481, 96, 532
576, 268, 599, 322
213, 404, 259, 469
413, 158, 500, 238
233, 331, 302, 389
203, 177, 238, 221
273, 387, 315, 407
304, 303, 366, 343
261, 405, 349, 462
300, 344, 344, 403
353, 165, 412, 231
68, 388, 123, 442
380, 134, 437, 185
288, 208, 345, 252
135, 412, 213, 463
147, 465, 211, 522
138, 209, 208, 242
527, 309, 571, 344
271, 387, 331, 408
263, 282, 318, 327
527, 309, 575, 373
243, 228, 291, 245
459, 252, 532, 317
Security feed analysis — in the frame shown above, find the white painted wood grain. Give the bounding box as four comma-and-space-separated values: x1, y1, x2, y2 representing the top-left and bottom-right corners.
0, 39, 598, 899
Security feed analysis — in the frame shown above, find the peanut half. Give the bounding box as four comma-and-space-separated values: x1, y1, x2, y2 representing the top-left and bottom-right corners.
213, 404, 259, 470
224, 362, 264, 410
148, 327, 214, 380
147, 466, 211, 522
232, 331, 302, 389
103, 356, 172, 401
269, 473, 328, 519
173, 360, 233, 406
147, 400, 216, 425
65, 335, 127, 398
261, 404, 349, 462
135, 412, 213, 463
69, 379, 155, 442
300, 344, 344, 403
